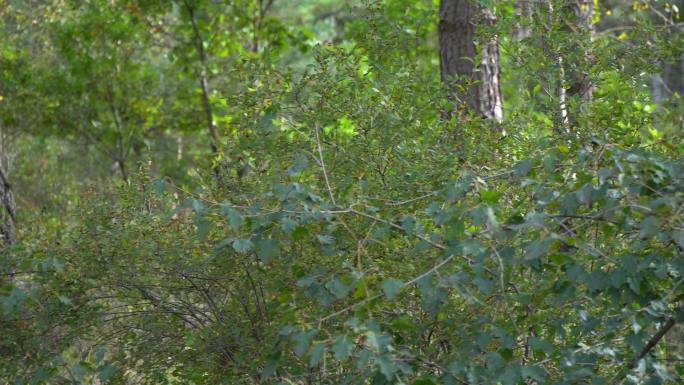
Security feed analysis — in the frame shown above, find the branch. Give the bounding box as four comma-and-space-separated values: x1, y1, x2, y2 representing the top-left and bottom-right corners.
316, 254, 457, 326
632, 317, 676, 368
348, 208, 450, 255
610, 316, 677, 385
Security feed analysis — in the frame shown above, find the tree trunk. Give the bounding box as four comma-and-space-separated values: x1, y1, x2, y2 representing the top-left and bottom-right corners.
662, 59, 684, 97
117, 158, 128, 182
513, 0, 532, 40
650, 0, 684, 109
0, 162, 16, 248
547, 0, 595, 129
439, 0, 503, 123
650, 61, 684, 107
662, 0, 684, 98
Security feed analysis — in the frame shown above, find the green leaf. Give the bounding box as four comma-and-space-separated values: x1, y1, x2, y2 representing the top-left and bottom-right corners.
474, 277, 494, 294
524, 238, 554, 261
525, 212, 548, 229
287, 153, 308, 175
340, 116, 357, 136
391, 315, 416, 333
222, 205, 244, 230
31, 368, 50, 384
309, 343, 325, 367
261, 352, 281, 380
2, 287, 27, 313
561, 193, 580, 215
462, 239, 485, 256
671, 230, 684, 250
232, 239, 254, 253
95, 346, 107, 363
97, 364, 117, 381
401, 215, 417, 234
292, 226, 309, 241
326, 278, 351, 300
317, 234, 334, 245
333, 335, 354, 360
258, 109, 277, 132
528, 337, 555, 354
196, 218, 212, 241
152, 179, 166, 194
381, 279, 403, 300
376, 354, 398, 379
522, 365, 546, 381
514, 159, 534, 177
485, 352, 504, 370
255, 238, 280, 263
366, 331, 393, 351
586, 269, 609, 293
293, 330, 317, 356
499, 365, 521, 385
480, 189, 501, 205
357, 349, 372, 370
638, 216, 661, 238
71, 363, 88, 378
57, 295, 72, 305
470, 206, 488, 227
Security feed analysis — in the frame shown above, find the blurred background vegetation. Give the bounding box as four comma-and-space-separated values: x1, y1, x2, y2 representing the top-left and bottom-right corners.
1, 0, 683, 384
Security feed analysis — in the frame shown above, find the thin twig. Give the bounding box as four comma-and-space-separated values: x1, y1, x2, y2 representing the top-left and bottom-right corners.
349, 208, 454, 256
314, 124, 336, 205
317, 254, 457, 326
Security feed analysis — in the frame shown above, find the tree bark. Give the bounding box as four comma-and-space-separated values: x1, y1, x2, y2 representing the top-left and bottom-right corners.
439, 0, 503, 123
0, 163, 16, 248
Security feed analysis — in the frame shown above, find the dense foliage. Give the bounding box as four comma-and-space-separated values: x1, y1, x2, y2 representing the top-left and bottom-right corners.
1, 1, 683, 384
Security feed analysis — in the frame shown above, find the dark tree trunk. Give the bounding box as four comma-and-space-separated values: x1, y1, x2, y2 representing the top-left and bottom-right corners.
117, 158, 128, 182
439, 0, 503, 123
0, 165, 16, 248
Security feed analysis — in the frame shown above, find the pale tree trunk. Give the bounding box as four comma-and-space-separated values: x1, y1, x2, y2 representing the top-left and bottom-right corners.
662, 59, 684, 97
439, 0, 503, 123
556, 56, 569, 127
661, 0, 684, 98
545, 0, 595, 129
650, 60, 683, 107
652, 70, 664, 107
541, 1, 569, 128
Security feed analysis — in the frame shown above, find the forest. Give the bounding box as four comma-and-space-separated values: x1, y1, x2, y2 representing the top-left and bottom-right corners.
1, 0, 683, 384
